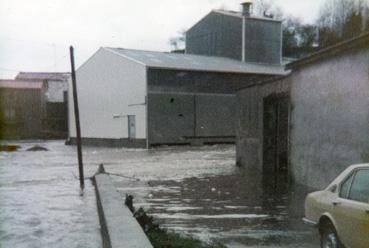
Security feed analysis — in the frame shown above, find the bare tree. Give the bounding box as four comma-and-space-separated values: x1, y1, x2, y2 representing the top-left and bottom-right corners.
252, 0, 283, 19
317, 0, 369, 47
168, 29, 186, 51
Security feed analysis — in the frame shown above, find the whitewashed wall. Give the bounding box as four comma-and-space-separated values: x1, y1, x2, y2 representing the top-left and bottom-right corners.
290, 47, 369, 189
68, 48, 147, 140
46, 80, 68, 102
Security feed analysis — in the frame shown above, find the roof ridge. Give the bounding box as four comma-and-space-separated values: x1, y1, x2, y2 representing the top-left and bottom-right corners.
104, 47, 168, 54
18, 71, 70, 74
104, 47, 287, 75
108, 47, 285, 66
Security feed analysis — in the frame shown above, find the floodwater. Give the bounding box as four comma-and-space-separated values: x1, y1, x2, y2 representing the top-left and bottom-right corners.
0, 141, 102, 248
0, 141, 319, 248
102, 144, 320, 248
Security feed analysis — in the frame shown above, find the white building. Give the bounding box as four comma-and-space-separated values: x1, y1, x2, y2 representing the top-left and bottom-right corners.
67, 47, 286, 148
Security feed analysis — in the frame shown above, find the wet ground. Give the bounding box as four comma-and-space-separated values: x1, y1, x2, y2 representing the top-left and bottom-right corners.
0, 141, 320, 248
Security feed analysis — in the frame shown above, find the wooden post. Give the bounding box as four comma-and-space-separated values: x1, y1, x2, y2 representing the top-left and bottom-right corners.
69, 46, 84, 190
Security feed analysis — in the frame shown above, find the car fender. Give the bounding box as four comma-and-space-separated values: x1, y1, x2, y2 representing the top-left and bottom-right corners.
318, 212, 339, 233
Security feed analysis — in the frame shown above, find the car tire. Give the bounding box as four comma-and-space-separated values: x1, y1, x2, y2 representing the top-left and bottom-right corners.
320, 222, 343, 248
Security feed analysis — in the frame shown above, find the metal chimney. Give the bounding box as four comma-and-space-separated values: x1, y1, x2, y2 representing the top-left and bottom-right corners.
241, 0, 253, 17
241, 1, 252, 62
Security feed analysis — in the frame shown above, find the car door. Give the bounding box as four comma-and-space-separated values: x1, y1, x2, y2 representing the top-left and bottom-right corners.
336, 169, 369, 248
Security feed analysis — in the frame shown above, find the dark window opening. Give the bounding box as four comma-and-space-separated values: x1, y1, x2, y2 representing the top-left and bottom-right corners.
262, 95, 290, 183
170, 98, 174, 103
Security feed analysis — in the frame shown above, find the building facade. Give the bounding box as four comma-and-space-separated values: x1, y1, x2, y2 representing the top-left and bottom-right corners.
0, 80, 45, 139
186, 10, 282, 64
236, 33, 369, 189
67, 6, 287, 148
15, 72, 70, 138
67, 48, 286, 148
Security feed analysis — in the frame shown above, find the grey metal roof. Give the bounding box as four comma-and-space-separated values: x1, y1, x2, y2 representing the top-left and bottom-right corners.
0, 80, 43, 89
104, 47, 288, 75
16, 72, 70, 81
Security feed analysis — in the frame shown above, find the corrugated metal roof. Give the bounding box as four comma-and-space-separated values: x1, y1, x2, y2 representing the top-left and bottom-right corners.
104, 48, 287, 75
0, 80, 43, 89
16, 72, 70, 81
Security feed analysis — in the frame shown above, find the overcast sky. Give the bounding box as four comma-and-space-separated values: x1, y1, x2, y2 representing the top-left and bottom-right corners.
0, 0, 324, 79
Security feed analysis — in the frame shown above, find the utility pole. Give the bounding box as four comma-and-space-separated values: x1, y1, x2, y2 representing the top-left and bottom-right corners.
69, 46, 84, 190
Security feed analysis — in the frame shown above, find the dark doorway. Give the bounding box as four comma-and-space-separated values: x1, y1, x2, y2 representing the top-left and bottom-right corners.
263, 95, 290, 182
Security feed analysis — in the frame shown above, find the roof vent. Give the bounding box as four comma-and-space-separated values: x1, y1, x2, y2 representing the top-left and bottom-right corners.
241, 0, 252, 17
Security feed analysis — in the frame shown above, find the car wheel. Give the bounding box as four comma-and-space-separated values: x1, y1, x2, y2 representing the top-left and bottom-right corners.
320, 222, 343, 248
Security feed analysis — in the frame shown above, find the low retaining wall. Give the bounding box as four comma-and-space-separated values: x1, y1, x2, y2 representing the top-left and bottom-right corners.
94, 173, 153, 248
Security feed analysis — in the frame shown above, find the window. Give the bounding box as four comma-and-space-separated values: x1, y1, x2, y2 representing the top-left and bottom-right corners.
348, 169, 369, 203
339, 172, 354, 199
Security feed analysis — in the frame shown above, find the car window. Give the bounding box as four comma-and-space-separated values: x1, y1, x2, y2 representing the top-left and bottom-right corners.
339, 172, 354, 199
348, 169, 369, 203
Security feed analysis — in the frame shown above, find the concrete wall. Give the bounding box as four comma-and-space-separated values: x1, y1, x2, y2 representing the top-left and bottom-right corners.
68, 48, 147, 143
94, 173, 153, 248
236, 46, 369, 189
236, 77, 291, 169
289, 47, 369, 188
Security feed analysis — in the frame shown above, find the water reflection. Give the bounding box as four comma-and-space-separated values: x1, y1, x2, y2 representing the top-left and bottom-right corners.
145, 169, 319, 247
97, 144, 319, 247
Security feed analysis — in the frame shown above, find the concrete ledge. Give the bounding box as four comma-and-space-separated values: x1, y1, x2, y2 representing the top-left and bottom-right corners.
94, 173, 153, 248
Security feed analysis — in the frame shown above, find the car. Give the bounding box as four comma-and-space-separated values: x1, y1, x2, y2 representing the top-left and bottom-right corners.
303, 164, 369, 248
